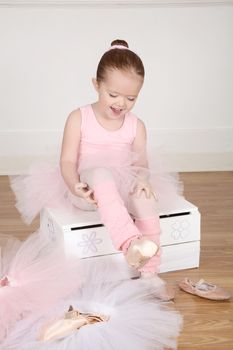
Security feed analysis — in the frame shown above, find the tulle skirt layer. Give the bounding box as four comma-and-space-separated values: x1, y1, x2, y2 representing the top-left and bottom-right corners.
0, 231, 81, 342
2, 260, 182, 350
10, 147, 183, 225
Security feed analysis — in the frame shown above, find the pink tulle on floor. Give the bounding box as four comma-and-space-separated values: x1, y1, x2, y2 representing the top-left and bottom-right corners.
0, 230, 81, 342
2, 259, 183, 350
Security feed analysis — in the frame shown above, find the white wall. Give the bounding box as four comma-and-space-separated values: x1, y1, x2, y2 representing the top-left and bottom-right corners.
0, 1, 233, 174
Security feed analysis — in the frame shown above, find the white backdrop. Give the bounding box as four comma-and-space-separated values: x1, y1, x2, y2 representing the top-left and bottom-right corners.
0, 1, 233, 173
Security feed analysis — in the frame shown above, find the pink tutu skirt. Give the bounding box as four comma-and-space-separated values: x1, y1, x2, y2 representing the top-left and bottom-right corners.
2, 259, 182, 350
0, 230, 81, 342
10, 146, 183, 224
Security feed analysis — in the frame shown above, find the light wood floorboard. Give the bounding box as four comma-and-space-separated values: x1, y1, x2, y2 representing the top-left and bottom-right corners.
0, 172, 233, 349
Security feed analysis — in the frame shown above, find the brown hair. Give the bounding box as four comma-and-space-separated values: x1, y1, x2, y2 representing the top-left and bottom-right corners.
96, 39, 145, 83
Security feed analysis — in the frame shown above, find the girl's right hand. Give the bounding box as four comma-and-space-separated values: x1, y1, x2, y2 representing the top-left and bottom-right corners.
74, 182, 97, 205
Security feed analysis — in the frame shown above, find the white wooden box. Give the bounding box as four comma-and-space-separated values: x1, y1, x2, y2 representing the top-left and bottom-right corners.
40, 196, 200, 279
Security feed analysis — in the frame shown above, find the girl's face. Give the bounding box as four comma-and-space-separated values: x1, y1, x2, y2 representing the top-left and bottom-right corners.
92, 68, 143, 120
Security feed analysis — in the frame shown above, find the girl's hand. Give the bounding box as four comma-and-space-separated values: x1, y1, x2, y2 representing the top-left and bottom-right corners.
74, 182, 97, 205
133, 181, 157, 200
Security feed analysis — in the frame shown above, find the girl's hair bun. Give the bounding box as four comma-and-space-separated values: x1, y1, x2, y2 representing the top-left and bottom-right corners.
110, 39, 129, 49
96, 39, 144, 82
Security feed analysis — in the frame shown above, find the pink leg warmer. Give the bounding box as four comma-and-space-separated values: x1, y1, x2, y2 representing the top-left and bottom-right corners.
93, 181, 142, 250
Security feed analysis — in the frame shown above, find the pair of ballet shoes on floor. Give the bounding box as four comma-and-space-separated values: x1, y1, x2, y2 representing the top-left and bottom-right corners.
178, 278, 232, 301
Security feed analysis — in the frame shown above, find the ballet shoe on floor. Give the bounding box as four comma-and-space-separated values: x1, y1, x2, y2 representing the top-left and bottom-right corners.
38, 316, 86, 342
178, 278, 232, 301
38, 306, 108, 342
125, 237, 159, 269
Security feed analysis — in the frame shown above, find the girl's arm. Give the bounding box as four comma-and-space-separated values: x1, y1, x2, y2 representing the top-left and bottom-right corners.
132, 118, 149, 169
60, 109, 82, 195
60, 110, 97, 204
132, 119, 155, 199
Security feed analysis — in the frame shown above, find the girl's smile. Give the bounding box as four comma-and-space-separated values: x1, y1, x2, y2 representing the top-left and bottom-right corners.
110, 106, 123, 116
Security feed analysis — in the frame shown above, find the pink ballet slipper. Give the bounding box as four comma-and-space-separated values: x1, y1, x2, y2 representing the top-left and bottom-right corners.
179, 278, 232, 301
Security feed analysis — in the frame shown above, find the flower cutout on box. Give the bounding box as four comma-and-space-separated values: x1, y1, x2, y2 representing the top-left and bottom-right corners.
77, 231, 103, 254
171, 220, 190, 241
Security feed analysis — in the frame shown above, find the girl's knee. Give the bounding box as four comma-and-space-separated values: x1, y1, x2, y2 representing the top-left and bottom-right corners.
80, 167, 114, 188
91, 168, 114, 187
129, 191, 158, 218
130, 191, 157, 207
68, 191, 96, 211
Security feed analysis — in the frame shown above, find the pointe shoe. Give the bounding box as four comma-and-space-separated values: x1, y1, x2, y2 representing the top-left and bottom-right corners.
178, 278, 232, 301
38, 306, 108, 342
125, 237, 159, 269
38, 316, 87, 341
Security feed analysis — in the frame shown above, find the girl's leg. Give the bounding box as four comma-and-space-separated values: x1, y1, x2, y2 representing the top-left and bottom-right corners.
80, 168, 141, 249
79, 168, 157, 267
128, 192, 175, 300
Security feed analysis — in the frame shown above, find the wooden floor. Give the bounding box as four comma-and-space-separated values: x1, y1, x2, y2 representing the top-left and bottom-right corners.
0, 172, 233, 349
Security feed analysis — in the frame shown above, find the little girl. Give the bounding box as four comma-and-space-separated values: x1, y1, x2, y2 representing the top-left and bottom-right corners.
11, 39, 181, 300
4, 40, 184, 346
59, 39, 175, 299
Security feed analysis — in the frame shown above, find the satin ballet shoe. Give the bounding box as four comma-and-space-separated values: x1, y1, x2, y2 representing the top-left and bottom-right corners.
38, 306, 108, 342
38, 316, 87, 342
178, 278, 232, 301
65, 306, 109, 324
125, 237, 159, 269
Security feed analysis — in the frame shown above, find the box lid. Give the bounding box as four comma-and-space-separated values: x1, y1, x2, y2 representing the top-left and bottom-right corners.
44, 196, 198, 228
159, 196, 198, 215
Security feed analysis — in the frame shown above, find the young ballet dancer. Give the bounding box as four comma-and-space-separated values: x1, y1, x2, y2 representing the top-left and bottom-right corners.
4, 39, 187, 348
60, 39, 175, 299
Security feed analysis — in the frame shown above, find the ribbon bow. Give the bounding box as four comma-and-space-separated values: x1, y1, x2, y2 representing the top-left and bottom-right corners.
0, 276, 9, 287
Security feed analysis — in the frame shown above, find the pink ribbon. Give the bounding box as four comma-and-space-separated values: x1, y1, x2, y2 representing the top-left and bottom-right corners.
0, 276, 9, 287
108, 44, 130, 51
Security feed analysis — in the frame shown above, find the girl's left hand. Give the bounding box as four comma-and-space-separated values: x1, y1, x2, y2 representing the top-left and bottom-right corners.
133, 181, 157, 200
